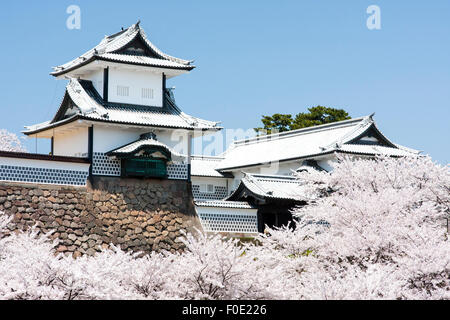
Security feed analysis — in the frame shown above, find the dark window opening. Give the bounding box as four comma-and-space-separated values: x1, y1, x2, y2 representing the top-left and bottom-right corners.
121, 158, 167, 178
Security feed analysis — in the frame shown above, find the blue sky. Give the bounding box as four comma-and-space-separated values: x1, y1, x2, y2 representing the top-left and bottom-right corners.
0, 1, 448, 164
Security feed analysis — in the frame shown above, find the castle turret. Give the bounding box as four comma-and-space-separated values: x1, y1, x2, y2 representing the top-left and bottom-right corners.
24, 21, 221, 181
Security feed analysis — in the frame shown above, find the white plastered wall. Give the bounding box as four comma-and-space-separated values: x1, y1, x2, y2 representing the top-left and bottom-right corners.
0, 157, 90, 171
153, 130, 190, 157
191, 176, 228, 188
53, 127, 89, 157
92, 125, 190, 158
108, 68, 163, 107
92, 125, 143, 153
191, 176, 231, 201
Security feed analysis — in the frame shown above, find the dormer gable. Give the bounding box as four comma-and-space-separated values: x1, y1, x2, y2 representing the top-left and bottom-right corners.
114, 33, 165, 58
50, 21, 195, 79
346, 125, 397, 148
51, 91, 81, 123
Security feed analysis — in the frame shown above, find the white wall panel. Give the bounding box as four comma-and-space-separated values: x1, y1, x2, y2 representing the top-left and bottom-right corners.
108, 68, 162, 106
54, 127, 88, 157
92, 126, 143, 153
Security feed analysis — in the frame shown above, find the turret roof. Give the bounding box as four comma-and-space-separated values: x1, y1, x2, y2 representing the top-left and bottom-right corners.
23, 78, 221, 134
51, 21, 194, 77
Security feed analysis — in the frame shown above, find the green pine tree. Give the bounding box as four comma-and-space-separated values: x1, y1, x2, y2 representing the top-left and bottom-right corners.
254, 106, 351, 135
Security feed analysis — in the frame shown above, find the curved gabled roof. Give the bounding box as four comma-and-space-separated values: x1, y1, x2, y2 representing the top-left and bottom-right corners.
227, 173, 309, 202
216, 115, 420, 171
106, 136, 183, 159
51, 21, 194, 77
23, 78, 221, 135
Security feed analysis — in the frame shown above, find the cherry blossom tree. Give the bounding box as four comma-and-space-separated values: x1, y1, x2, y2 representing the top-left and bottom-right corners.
0, 155, 448, 299
256, 155, 449, 299
0, 129, 27, 152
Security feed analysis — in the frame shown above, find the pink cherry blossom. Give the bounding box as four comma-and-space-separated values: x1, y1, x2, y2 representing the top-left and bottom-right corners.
0, 155, 448, 299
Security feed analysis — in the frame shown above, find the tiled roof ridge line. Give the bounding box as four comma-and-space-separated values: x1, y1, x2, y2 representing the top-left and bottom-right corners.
232, 116, 369, 147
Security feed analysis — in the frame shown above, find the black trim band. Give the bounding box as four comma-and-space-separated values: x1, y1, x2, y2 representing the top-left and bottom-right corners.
0, 151, 89, 163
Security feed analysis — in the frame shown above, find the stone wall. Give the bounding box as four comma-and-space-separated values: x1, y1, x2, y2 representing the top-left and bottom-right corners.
0, 177, 202, 257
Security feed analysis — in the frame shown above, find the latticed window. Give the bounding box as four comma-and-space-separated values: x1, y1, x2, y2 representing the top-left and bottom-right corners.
141, 88, 154, 99
121, 158, 167, 178
117, 85, 129, 96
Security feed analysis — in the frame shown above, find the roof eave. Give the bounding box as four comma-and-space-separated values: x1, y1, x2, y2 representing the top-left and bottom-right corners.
77, 115, 222, 132
216, 145, 418, 172
96, 55, 195, 71
23, 115, 81, 136
135, 25, 192, 65
217, 151, 337, 172
25, 114, 222, 135
226, 181, 303, 203
105, 139, 173, 158
51, 55, 195, 78
50, 56, 97, 77
190, 174, 230, 178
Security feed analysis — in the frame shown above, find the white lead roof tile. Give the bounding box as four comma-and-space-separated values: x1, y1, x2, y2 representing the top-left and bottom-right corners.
24, 78, 221, 134
216, 116, 420, 171
51, 21, 193, 76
